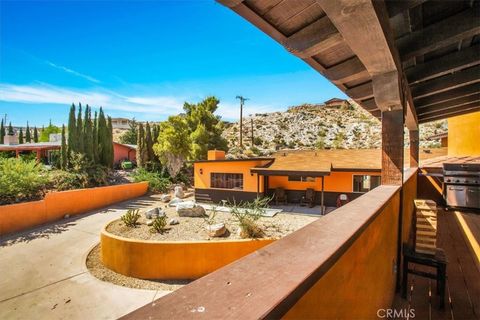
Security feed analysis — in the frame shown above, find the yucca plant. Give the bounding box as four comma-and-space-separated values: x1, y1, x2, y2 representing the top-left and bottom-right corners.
229, 197, 271, 239
121, 209, 140, 227
150, 215, 168, 234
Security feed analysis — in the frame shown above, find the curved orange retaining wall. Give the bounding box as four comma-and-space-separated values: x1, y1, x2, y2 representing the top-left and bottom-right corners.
101, 226, 275, 280
0, 182, 148, 236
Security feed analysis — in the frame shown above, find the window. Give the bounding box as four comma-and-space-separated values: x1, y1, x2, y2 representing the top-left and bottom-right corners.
353, 175, 381, 192
211, 173, 243, 190
288, 176, 316, 182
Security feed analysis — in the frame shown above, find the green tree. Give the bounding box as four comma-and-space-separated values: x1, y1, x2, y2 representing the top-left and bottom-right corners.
183, 96, 228, 160
136, 122, 146, 168
61, 125, 67, 169
33, 127, 39, 142
39, 122, 61, 142
68, 104, 77, 155
92, 111, 99, 163
0, 120, 4, 144
8, 122, 14, 135
96, 108, 113, 168
83, 105, 94, 160
153, 115, 191, 177
25, 122, 31, 143
76, 104, 84, 153
145, 122, 154, 162
119, 119, 138, 145
18, 128, 24, 144
106, 117, 114, 168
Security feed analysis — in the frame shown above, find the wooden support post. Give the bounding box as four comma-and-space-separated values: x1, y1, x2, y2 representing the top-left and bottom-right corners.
382, 110, 404, 185
15, 150, 19, 158
256, 174, 260, 199
36, 150, 41, 163
409, 130, 420, 168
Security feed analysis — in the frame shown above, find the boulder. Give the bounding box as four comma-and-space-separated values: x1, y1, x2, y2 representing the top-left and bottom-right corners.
145, 208, 159, 219
160, 194, 171, 202
177, 202, 206, 217
146, 219, 153, 226
174, 186, 184, 199
206, 223, 226, 237
168, 197, 184, 207
169, 218, 180, 225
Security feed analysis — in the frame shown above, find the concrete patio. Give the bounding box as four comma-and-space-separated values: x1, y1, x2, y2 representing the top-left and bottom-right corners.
0, 195, 169, 320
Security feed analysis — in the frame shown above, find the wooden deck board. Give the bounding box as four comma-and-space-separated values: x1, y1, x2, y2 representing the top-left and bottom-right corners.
394, 209, 480, 320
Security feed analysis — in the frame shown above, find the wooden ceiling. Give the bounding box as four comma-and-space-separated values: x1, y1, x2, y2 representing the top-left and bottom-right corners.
218, 0, 479, 125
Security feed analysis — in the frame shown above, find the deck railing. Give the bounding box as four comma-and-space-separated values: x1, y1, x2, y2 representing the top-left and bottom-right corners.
122, 173, 422, 319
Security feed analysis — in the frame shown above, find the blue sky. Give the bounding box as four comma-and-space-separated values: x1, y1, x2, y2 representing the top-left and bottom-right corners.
0, 0, 346, 127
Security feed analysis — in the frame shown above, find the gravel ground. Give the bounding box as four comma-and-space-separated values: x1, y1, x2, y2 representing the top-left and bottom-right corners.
106, 202, 318, 241
86, 244, 191, 291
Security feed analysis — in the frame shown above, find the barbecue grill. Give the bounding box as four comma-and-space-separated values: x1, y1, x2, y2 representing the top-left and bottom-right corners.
443, 163, 480, 209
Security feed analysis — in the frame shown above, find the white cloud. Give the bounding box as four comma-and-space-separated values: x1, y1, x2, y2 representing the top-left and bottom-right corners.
46, 61, 101, 84
217, 101, 277, 120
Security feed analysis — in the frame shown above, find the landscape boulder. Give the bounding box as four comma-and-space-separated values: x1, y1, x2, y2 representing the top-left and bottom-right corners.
169, 218, 180, 225
174, 186, 184, 199
206, 223, 227, 237
146, 220, 153, 226
168, 197, 183, 207
160, 194, 171, 202
176, 202, 206, 217
145, 208, 159, 219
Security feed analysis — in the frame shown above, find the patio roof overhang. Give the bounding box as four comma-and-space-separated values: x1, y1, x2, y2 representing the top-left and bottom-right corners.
250, 168, 331, 177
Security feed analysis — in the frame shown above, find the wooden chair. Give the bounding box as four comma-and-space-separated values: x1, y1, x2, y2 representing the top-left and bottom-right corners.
300, 188, 315, 208
402, 199, 447, 309
274, 188, 287, 205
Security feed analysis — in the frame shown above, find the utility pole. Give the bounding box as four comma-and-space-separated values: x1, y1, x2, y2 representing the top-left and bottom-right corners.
236, 96, 248, 148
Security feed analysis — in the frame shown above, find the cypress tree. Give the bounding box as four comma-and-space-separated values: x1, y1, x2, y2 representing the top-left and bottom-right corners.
68, 103, 77, 155
145, 122, 154, 162
0, 120, 4, 144
93, 111, 99, 163
8, 122, 14, 135
136, 122, 145, 168
97, 108, 108, 166
107, 117, 114, 168
19, 128, 24, 144
61, 125, 67, 169
84, 105, 94, 160
76, 103, 84, 153
33, 127, 39, 142
25, 122, 31, 143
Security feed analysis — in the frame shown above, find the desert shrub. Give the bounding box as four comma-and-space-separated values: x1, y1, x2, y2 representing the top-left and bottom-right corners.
0, 158, 49, 204
131, 168, 170, 192
150, 215, 168, 233
203, 206, 218, 227
121, 209, 141, 227
229, 197, 270, 239
48, 170, 85, 191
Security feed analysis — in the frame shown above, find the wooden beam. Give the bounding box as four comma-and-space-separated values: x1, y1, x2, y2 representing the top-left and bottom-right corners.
409, 129, 419, 168
406, 45, 480, 84
345, 81, 373, 100
414, 83, 480, 108
386, 0, 427, 18
361, 98, 378, 111
381, 110, 404, 185
419, 104, 480, 123
284, 17, 343, 58
397, 8, 480, 61
417, 94, 480, 116
324, 56, 368, 83
411, 65, 480, 99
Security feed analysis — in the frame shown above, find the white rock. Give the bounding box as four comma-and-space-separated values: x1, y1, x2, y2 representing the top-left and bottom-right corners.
177, 203, 206, 217
206, 223, 226, 237
160, 194, 171, 202
145, 208, 159, 219
174, 186, 184, 199
168, 197, 184, 207
169, 218, 179, 225
146, 220, 153, 226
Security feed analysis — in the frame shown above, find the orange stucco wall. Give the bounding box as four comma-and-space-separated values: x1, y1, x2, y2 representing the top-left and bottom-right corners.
268, 171, 381, 192
284, 190, 400, 319
101, 228, 275, 280
0, 182, 148, 236
194, 160, 271, 193
402, 169, 418, 246
448, 111, 480, 156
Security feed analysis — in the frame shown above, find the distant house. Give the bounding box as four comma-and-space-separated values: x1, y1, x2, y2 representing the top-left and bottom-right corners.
111, 118, 131, 129
324, 98, 349, 108
427, 132, 448, 148
113, 142, 136, 165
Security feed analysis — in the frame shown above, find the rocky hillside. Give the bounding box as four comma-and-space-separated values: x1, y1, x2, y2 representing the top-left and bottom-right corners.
222, 101, 447, 156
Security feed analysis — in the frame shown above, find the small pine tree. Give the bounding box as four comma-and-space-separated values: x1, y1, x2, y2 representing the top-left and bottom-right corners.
8, 122, 14, 135
0, 120, 4, 144
61, 125, 67, 169
136, 122, 145, 168
18, 128, 24, 144
25, 122, 31, 143
68, 103, 77, 155
33, 127, 39, 142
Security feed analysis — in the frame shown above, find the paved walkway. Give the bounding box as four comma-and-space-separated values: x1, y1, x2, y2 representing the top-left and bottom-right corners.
0, 195, 169, 320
